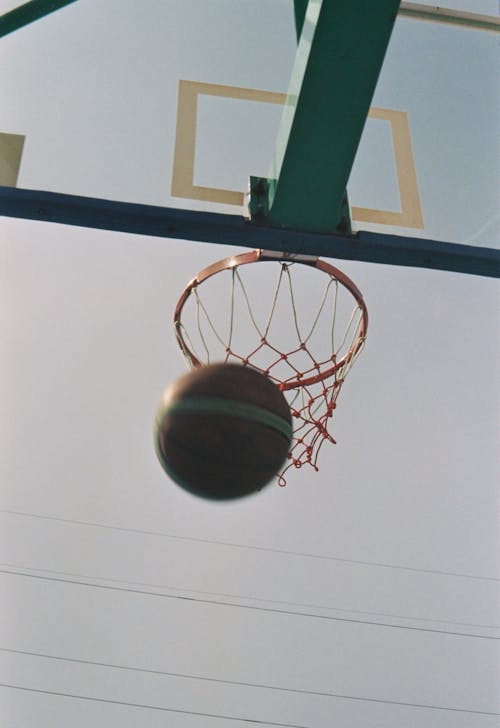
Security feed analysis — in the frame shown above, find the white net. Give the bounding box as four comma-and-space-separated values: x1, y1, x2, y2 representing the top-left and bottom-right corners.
175, 251, 367, 483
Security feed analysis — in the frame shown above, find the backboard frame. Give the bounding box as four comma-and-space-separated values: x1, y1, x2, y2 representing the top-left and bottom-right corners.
1, 0, 499, 278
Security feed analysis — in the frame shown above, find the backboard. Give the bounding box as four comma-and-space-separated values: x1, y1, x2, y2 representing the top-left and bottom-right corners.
0, 0, 499, 266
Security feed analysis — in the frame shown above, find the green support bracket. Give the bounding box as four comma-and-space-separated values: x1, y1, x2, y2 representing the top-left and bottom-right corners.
250, 0, 400, 233
250, 175, 351, 234
0, 0, 77, 38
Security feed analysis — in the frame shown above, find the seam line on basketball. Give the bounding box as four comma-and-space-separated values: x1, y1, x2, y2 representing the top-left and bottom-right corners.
159, 398, 293, 441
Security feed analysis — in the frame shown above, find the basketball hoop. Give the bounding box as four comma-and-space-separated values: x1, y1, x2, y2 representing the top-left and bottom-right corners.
174, 249, 368, 484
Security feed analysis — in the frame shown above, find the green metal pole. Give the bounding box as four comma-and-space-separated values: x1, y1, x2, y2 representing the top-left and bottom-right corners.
0, 0, 77, 38
250, 0, 401, 233
294, 0, 308, 40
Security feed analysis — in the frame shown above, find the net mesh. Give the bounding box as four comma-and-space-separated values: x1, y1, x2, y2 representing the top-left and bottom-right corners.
175, 253, 366, 484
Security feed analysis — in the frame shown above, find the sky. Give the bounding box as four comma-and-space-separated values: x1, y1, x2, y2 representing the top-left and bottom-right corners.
1, 1, 499, 727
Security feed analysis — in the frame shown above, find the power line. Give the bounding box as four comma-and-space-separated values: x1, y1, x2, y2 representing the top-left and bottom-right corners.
3, 560, 498, 632
2, 568, 497, 640
1, 647, 498, 716
0, 683, 308, 727
2, 508, 497, 582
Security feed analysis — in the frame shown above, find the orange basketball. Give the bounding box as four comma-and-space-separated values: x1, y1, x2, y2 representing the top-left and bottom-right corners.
154, 363, 292, 499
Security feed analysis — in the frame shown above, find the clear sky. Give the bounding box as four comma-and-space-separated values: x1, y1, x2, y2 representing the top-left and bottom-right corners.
1, 1, 499, 727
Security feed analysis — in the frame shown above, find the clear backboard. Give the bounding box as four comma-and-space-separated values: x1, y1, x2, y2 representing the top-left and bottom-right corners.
0, 1, 499, 258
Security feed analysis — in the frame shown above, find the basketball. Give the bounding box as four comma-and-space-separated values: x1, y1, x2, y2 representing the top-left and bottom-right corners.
154, 363, 293, 499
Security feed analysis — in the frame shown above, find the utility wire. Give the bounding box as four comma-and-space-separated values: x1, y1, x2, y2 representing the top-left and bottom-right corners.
0, 683, 308, 727
1, 568, 497, 640
2, 508, 498, 582
2, 560, 498, 632
1, 648, 498, 716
